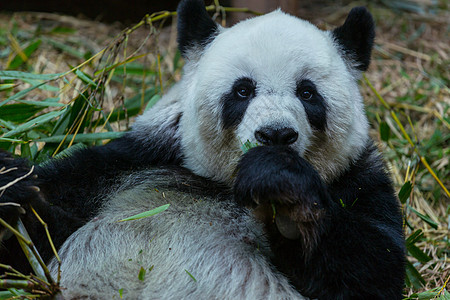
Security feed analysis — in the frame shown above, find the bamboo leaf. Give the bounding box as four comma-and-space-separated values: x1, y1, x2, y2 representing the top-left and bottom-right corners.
8, 39, 42, 69
16, 99, 65, 107
407, 244, 432, 264
118, 204, 170, 222
2, 109, 66, 138
406, 229, 424, 245
0, 70, 63, 81
379, 121, 391, 142
405, 261, 425, 289
0, 83, 15, 91
0, 81, 50, 108
75, 69, 98, 87
138, 266, 146, 281
43, 37, 85, 58
36, 132, 124, 143
144, 94, 161, 111
0, 103, 46, 122
409, 207, 439, 229
50, 26, 77, 34
185, 269, 197, 282
241, 140, 258, 153
398, 181, 412, 204
22, 79, 60, 92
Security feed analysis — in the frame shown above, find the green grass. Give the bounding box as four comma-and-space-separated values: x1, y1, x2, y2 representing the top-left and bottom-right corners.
0, 1, 448, 298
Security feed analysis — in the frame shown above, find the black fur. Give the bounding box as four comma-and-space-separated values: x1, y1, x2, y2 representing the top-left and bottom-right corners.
0, 128, 182, 272
0, 152, 46, 272
234, 143, 405, 299
332, 7, 375, 71
177, 0, 218, 57
221, 77, 256, 129
296, 79, 328, 131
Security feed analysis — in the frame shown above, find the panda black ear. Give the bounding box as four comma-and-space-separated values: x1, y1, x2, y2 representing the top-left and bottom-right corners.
177, 0, 219, 58
332, 7, 375, 71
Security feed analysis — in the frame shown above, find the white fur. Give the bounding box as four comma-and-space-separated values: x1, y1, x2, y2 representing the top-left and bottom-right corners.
137, 10, 370, 185
49, 171, 306, 299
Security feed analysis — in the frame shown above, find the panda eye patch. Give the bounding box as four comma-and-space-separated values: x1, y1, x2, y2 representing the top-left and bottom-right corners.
233, 78, 256, 100
296, 79, 328, 131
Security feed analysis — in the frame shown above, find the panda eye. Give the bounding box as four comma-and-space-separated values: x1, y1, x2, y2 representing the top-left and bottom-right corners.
296, 80, 317, 101
233, 79, 256, 100
236, 86, 252, 99
299, 89, 313, 100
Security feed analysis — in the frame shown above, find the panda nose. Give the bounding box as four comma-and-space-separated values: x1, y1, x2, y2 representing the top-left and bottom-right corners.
255, 127, 299, 146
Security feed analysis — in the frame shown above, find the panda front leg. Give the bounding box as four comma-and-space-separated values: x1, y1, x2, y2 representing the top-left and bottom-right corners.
0, 136, 152, 270
234, 145, 405, 300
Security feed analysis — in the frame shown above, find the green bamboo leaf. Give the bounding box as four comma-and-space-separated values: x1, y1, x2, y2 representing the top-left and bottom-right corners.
144, 94, 161, 111
118, 204, 170, 222
405, 261, 425, 289
8, 39, 42, 69
21, 138, 32, 158
241, 140, 258, 153
439, 290, 450, 300
409, 206, 439, 229
22, 79, 60, 92
75, 69, 98, 87
138, 266, 146, 281
0, 81, 49, 108
185, 269, 197, 282
36, 132, 124, 143
407, 244, 432, 264
0, 137, 24, 142
407, 287, 444, 300
379, 121, 391, 142
50, 26, 77, 34
0, 83, 15, 91
398, 181, 412, 204
0, 289, 33, 298
112, 64, 156, 76
173, 50, 182, 72
43, 37, 85, 58
406, 229, 424, 245
2, 109, 66, 138
0, 70, 63, 81
0, 103, 46, 122
16, 99, 65, 107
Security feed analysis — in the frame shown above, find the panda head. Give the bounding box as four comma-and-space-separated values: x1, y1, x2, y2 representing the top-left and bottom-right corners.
137, 0, 375, 185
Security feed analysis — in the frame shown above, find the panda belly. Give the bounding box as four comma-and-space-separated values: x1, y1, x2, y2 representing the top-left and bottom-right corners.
48, 168, 306, 299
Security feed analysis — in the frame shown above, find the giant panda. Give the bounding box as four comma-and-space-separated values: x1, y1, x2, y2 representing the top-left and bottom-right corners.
0, 0, 405, 299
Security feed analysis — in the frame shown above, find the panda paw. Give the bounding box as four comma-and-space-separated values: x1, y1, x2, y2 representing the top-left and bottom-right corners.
234, 146, 331, 242
0, 150, 39, 239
